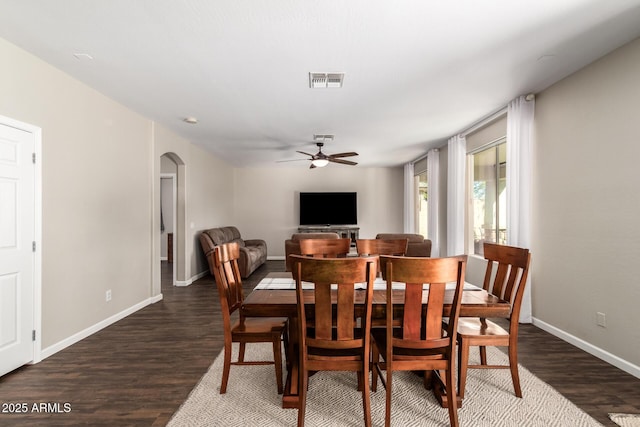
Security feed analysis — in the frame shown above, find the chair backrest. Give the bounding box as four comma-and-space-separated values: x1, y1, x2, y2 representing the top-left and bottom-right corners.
482, 242, 531, 321
298, 238, 351, 259
355, 238, 408, 256
375, 233, 432, 257
356, 238, 409, 276
291, 255, 377, 351
211, 242, 245, 323
379, 255, 466, 354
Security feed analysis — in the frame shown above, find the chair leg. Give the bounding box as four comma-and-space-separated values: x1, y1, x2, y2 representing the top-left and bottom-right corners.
479, 345, 487, 365
371, 344, 379, 392
361, 362, 372, 427
297, 369, 308, 427
458, 338, 470, 399
273, 337, 284, 394
220, 343, 232, 394
283, 323, 291, 367
384, 370, 392, 427
238, 342, 246, 363
508, 344, 522, 398
445, 364, 459, 427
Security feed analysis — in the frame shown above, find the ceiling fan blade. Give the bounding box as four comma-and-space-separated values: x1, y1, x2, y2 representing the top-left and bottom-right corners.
328, 152, 358, 158
276, 158, 308, 163
296, 151, 315, 157
329, 158, 358, 166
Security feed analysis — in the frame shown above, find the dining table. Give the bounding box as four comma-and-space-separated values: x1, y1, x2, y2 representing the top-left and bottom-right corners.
241, 271, 511, 409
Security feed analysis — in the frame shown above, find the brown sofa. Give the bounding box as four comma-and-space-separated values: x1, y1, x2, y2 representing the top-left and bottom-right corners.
200, 226, 267, 278
375, 233, 432, 257
284, 232, 341, 271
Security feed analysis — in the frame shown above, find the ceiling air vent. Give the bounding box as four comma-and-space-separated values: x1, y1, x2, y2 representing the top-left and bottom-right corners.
309, 72, 344, 89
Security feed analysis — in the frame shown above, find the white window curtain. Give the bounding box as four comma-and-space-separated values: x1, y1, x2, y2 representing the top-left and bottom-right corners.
403, 162, 415, 233
426, 148, 440, 257
447, 135, 466, 256
507, 95, 534, 323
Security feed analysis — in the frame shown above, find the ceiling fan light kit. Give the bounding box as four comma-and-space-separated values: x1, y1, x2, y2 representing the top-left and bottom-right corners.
311, 158, 329, 168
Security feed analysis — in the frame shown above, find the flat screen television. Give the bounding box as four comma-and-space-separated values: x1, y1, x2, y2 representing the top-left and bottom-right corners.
299, 192, 357, 225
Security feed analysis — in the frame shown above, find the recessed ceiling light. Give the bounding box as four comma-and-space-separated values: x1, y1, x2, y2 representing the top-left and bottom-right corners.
183, 117, 198, 124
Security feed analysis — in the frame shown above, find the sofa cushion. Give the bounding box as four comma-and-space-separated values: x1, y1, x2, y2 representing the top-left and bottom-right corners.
203, 226, 244, 245
230, 238, 246, 248
240, 246, 266, 275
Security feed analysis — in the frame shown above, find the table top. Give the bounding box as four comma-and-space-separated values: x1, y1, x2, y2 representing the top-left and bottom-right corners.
243, 272, 511, 318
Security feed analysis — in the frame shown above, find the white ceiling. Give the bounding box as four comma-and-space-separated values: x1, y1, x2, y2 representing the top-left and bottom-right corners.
2, 0, 640, 168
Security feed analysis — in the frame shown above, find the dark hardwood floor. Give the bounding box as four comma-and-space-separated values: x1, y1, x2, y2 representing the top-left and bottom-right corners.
0, 260, 638, 426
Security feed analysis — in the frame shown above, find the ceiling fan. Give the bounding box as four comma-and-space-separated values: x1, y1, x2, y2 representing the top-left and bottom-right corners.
285, 142, 359, 168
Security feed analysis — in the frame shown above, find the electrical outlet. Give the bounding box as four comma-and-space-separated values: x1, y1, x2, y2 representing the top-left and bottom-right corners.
106, 289, 112, 302
596, 312, 606, 327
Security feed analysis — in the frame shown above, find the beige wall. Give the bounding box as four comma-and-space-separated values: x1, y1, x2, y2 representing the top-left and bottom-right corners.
232, 166, 404, 258
0, 37, 236, 352
533, 37, 640, 367
0, 38, 153, 348
187, 143, 235, 276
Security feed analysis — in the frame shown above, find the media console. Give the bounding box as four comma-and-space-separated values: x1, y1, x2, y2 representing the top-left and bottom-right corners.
297, 225, 359, 246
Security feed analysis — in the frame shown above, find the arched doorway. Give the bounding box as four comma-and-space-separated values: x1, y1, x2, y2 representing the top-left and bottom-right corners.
155, 152, 186, 295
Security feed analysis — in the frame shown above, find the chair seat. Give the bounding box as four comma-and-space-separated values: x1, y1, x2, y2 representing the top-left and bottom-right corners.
457, 318, 509, 338
232, 317, 287, 335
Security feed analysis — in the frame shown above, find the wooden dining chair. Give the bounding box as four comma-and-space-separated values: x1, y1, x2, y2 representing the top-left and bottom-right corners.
211, 242, 288, 394
297, 237, 352, 259
355, 238, 408, 257
371, 255, 467, 427
356, 238, 408, 277
456, 242, 531, 399
290, 254, 377, 427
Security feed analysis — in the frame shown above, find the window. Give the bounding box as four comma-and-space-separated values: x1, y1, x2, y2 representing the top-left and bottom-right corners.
471, 140, 506, 255
416, 171, 428, 236
413, 157, 428, 236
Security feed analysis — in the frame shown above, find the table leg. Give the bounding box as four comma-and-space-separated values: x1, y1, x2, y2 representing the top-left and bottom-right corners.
430, 370, 462, 408
282, 316, 300, 408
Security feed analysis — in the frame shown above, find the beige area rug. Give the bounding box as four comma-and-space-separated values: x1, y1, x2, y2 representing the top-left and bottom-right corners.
168, 343, 602, 427
610, 413, 640, 427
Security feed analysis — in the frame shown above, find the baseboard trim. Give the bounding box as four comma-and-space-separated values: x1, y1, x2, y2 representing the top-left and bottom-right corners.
176, 270, 210, 287
192, 270, 208, 282
40, 295, 163, 360
268, 255, 285, 261
532, 317, 640, 379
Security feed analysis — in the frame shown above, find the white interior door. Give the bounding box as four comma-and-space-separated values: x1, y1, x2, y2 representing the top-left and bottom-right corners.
0, 122, 35, 376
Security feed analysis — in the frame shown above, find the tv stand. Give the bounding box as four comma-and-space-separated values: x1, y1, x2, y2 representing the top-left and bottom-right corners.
298, 225, 359, 246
